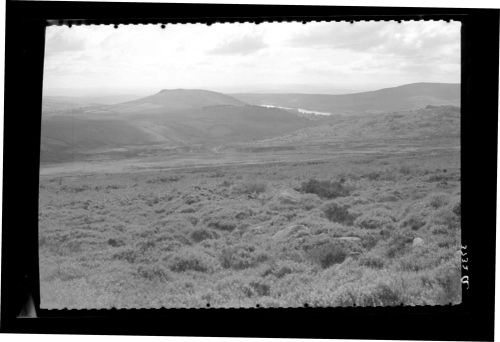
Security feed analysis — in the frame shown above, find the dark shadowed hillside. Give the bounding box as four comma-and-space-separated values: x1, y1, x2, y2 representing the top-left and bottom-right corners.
40, 116, 162, 162
40, 90, 312, 163
232, 83, 460, 115
131, 104, 312, 144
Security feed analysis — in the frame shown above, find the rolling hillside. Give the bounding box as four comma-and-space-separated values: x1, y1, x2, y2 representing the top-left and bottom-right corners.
232, 83, 460, 115
40, 90, 311, 163
131, 104, 311, 144
40, 116, 162, 162
243, 105, 460, 147
40, 83, 461, 164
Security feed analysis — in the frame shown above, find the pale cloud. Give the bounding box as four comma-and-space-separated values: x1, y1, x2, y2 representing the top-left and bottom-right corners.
210, 35, 267, 55
45, 30, 86, 55
289, 21, 387, 51
43, 20, 461, 96
289, 20, 460, 63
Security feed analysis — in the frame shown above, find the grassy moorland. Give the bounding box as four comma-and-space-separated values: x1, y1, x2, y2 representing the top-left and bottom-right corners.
39, 147, 461, 308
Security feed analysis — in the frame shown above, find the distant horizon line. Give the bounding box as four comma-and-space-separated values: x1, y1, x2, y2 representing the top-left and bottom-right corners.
43, 81, 461, 98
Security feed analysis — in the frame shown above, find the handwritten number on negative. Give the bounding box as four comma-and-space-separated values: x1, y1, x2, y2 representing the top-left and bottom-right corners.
461, 245, 469, 289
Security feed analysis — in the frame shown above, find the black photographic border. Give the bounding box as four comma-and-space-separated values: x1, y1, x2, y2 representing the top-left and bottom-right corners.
1, 1, 498, 340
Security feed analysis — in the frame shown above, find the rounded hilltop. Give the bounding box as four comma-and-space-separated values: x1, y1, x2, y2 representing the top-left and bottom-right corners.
157, 88, 221, 94
122, 88, 247, 111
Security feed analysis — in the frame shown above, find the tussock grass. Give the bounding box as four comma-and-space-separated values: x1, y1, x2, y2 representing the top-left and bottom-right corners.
355, 208, 396, 230
298, 178, 352, 199
39, 153, 461, 308
167, 248, 219, 273
232, 181, 267, 195
220, 243, 269, 270
261, 260, 308, 278
190, 228, 220, 243
322, 201, 356, 225
137, 263, 171, 281
359, 253, 385, 269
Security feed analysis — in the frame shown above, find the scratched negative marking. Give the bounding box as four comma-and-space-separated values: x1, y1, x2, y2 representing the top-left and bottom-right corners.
38, 19, 462, 309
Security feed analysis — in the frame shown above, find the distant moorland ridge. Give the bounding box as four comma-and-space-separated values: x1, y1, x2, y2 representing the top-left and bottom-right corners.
231, 83, 460, 115
40, 83, 460, 163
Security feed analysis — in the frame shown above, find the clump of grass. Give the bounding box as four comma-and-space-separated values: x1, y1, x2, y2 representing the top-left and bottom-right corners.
359, 254, 385, 269
200, 206, 254, 232
400, 193, 459, 231
220, 243, 269, 270
297, 178, 352, 199
355, 208, 395, 230
397, 246, 443, 272
247, 279, 271, 297
203, 216, 237, 232
385, 232, 415, 258
208, 171, 225, 178
431, 225, 449, 235
269, 190, 321, 212
167, 248, 218, 273
426, 173, 452, 183
220, 180, 232, 187
39, 235, 48, 249
136, 263, 171, 281
450, 198, 461, 216
249, 280, 271, 297
435, 260, 462, 305
112, 248, 141, 264
107, 238, 125, 248
303, 238, 350, 269
183, 194, 201, 205
261, 260, 307, 278
399, 165, 413, 175
400, 212, 427, 230
215, 276, 271, 300
147, 175, 181, 184
429, 207, 460, 230
333, 281, 404, 307
179, 206, 196, 214
364, 169, 397, 182
272, 224, 310, 242
105, 184, 121, 190
136, 239, 159, 253
315, 246, 347, 268
365, 171, 382, 181
187, 216, 199, 226
359, 233, 380, 250
190, 228, 220, 243
48, 263, 86, 282
426, 193, 451, 209
366, 283, 403, 306
60, 184, 91, 193
322, 201, 355, 225
233, 181, 267, 195
167, 175, 182, 182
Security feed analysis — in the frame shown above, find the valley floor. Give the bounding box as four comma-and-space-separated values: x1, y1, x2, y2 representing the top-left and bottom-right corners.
39, 146, 461, 308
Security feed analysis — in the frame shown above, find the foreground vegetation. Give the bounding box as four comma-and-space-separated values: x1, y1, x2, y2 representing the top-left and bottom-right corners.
39, 150, 461, 308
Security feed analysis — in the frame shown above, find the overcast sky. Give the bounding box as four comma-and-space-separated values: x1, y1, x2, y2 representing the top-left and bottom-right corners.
43, 20, 460, 96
